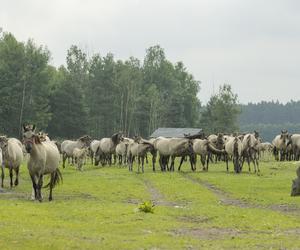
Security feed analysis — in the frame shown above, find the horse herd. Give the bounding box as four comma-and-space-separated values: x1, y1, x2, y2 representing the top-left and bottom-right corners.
0, 125, 299, 202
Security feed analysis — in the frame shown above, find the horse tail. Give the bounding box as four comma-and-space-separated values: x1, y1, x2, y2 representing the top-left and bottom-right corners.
207, 142, 224, 154
233, 137, 239, 157
44, 168, 63, 189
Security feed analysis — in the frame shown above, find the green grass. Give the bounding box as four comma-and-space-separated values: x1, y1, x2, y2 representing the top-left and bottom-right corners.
1, 158, 300, 249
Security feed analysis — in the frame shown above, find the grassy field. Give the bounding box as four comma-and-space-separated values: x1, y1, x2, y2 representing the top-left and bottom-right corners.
1, 157, 300, 250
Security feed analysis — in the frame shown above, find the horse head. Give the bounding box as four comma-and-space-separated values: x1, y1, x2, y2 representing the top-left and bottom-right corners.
22, 124, 40, 153
79, 135, 92, 146
0, 135, 8, 151
111, 132, 123, 145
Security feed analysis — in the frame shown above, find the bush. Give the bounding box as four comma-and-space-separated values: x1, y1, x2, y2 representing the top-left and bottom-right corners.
138, 201, 155, 213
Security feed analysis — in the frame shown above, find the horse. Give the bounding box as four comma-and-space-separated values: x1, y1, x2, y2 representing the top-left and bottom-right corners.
127, 139, 156, 173
61, 135, 91, 168
272, 130, 290, 161
241, 133, 260, 172
73, 147, 88, 171
94, 133, 123, 166
224, 136, 243, 173
0, 136, 24, 188
192, 139, 224, 171
23, 124, 62, 202
116, 137, 134, 165
152, 137, 195, 172
89, 140, 101, 165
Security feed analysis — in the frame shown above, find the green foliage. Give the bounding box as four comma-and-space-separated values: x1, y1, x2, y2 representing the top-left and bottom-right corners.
200, 84, 240, 134
138, 200, 155, 213
240, 101, 300, 141
0, 31, 201, 138
0, 32, 52, 137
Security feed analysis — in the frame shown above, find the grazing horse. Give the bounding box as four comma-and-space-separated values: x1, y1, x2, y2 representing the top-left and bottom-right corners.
95, 133, 123, 166
0, 136, 23, 188
23, 124, 62, 202
224, 136, 243, 173
73, 147, 88, 171
242, 133, 260, 172
61, 135, 91, 168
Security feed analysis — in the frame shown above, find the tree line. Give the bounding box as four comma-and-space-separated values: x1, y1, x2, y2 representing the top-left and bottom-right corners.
2, 31, 297, 141
0, 32, 201, 139
240, 101, 300, 142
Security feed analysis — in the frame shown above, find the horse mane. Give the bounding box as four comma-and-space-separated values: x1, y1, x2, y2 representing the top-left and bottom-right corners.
111, 133, 120, 144
34, 135, 42, 144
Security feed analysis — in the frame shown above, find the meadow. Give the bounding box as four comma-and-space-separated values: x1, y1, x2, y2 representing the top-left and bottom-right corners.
1, 157, 300, 250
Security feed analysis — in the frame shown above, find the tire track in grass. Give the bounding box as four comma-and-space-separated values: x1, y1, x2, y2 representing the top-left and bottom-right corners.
142, 178, 182, 207
181, 173, 300, 216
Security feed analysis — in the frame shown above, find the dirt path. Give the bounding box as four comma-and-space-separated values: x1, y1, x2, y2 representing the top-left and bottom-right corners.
182, 173, 300, 216
142, 179, 185, 207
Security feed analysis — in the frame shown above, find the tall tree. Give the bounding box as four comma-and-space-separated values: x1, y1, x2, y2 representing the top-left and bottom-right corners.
201, 84, 240, 134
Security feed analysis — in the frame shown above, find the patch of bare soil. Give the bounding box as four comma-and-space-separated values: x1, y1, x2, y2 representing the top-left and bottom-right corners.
182, 174, 300, 216
170, 227, 241, 240
143, 179, 185, 207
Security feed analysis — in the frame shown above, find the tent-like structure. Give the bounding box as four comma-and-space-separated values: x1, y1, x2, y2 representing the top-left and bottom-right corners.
150, 128, 202, 138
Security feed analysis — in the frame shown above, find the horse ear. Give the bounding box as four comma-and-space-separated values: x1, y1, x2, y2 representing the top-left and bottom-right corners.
23, 123, 27, 131
32, 125, 36, 132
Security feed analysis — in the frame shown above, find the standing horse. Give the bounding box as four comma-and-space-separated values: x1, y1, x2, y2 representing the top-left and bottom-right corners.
224, 136, 243, 173
0, 136, 23, 188
95, 133, 123, 166
127, 139, 156, 173
242, 133, 260, 172
61, 135, 91, 168
23, 124, 62, 202
116, 137, 134, 165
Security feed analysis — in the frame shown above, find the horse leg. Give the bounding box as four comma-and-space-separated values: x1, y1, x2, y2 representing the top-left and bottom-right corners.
152, 152, 156, 172
142, 156, 145, 173
206, 153, 210, 171
178, 156, 185, 171
9, 167, 13, 188
62, 153, 67, 168
138, 156, 141, 173
14, 167, 19, 186
225, 155, 229, 172
30, 174, 38, 200
37, 174, 43, 202
1, 166, 4, 188
49, 172, 55, 201
145, 155, 148, 164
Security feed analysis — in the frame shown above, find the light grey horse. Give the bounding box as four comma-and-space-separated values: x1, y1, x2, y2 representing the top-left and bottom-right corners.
0, 136, 23, 188
242, 133, 260, 172
224, 136, 243, 173
116, 137, 134, 165
153, 137, 194, 172
192, 138, 224, 171
94, 133, 123, 166
272, 130, 290, 161
89, 140, 100, 164
127, 138, 156, 172
23, 124, 62, 202
61, 135, 91, 168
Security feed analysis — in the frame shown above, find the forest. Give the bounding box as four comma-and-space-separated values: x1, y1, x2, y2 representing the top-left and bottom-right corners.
0, 31, 299, 141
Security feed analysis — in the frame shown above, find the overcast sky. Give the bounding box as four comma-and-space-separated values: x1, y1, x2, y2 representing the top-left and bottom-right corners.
1, 0, 300, 104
